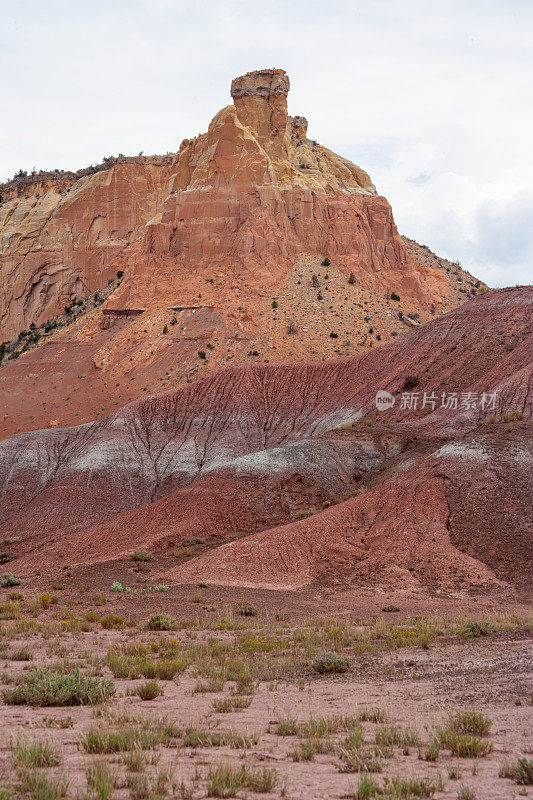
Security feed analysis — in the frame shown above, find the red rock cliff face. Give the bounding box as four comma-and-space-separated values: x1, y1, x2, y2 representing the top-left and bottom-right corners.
0, 158, 172, 341
110, 69, 446, 312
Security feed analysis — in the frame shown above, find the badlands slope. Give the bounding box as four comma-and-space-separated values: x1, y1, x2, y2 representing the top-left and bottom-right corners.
1, 286, 531, 601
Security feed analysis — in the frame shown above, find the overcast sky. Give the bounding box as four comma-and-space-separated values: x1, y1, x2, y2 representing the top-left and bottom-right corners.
1, 0, 532, 287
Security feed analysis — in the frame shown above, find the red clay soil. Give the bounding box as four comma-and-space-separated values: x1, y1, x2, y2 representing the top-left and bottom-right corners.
0, 286, 531, 600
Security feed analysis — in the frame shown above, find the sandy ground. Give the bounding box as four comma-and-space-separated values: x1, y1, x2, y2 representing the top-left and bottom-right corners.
0, 605, 531, 799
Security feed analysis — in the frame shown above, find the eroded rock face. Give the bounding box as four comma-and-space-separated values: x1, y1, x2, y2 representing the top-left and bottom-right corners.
108, 68, 445, 313
0, 158, 172, 341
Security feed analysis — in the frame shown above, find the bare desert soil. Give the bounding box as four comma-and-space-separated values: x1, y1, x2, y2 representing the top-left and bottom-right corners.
0, 586, 531, 800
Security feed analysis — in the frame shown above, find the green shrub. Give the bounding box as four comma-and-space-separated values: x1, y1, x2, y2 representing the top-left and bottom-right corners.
312, 652, 350, 674
456, 620, 493, 639
321, 258, 330, 267
110, 581, 123, 592
100, 612, 124, 630
147, 613, 177, 631
390, 292, 400, 301
447, 710, 492, 736
0, 553, 15, 565
0, 573, 21, 588
198, 350, 207, 359
2, 668, 114, 706
446, 734, 493, 758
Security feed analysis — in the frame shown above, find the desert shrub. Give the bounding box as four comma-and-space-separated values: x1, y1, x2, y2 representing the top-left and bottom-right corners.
456, 620, 493, 639
198, 350, 207, 359
147, 613, 177, 631
321, 258, 331, 267
2, 668, 114, 706
130, 551, 152, 562
271, 300, 278, 309
0, 553, 15, 565
116, 270, 124, 279
447, 710, 492, 736
499, 757, 533, 784
154, 584, 168, 591
348, 272, 356, 284
0, 573, 21, 588
330, 331, 338, 338
162, 324, 168, 334
101, 612, 124, 630
136, 680, 161, 700
110, 581, 123, 592
382, 605, 400, 613
390, 292, 400, 301
312, 652, 350, 674
236, 601, 256, 617
444, 734, 493, 758
312, 274, 319, 287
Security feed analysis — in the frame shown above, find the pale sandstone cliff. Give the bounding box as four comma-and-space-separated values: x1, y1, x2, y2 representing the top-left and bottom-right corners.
0, 157, 172, 342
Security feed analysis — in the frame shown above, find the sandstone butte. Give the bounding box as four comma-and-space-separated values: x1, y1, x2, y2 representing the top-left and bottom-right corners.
0, 69, 483, 439
0, 286, 531, 601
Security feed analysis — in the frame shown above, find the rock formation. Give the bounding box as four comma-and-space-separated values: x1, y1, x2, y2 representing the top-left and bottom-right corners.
110, 69, 444, 312
0, 69, 484, 440
0, 157, 172, 341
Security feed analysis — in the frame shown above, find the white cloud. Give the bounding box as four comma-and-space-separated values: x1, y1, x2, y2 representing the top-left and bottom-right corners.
1, 0, 531, 287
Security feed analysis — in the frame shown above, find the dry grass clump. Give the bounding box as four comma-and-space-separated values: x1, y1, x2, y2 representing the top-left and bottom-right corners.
499, 756, 533, 784
12, 737, 61, 768
207, 762, 278, 796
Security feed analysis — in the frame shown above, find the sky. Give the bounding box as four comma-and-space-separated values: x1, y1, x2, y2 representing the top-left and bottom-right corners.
1, 0, 532, 287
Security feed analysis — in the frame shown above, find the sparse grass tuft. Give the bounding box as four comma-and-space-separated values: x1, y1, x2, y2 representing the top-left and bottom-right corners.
85, 759, 116, 800
206, 762, 278, 796
12, 738, 61, 768
17, 768, 68, 800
